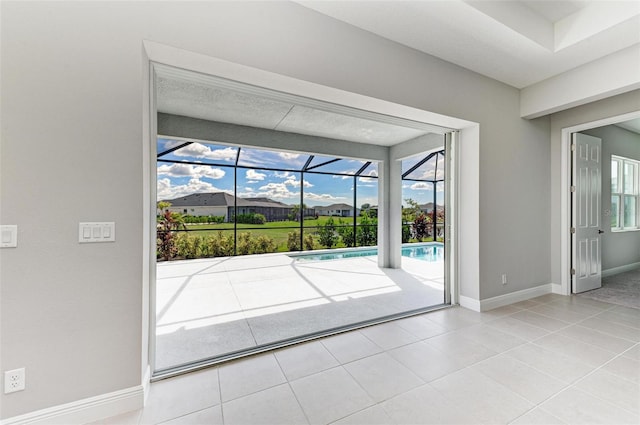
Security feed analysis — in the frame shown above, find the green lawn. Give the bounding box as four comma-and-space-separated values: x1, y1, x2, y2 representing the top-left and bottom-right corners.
182, 217, 365, 251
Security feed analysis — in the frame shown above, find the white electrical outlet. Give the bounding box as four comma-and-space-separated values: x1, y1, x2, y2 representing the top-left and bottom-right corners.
501, 274, 507, 285
4, 368, 25, 394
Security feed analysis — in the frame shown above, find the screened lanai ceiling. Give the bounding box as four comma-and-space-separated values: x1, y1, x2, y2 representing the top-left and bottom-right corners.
155, 65, 451, 147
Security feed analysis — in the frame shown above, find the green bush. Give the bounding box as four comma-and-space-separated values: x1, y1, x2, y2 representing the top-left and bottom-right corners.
183, 215, 225, 224
287, 230, 315, 251
318, 218, 338, 248
233, 213, 266, 224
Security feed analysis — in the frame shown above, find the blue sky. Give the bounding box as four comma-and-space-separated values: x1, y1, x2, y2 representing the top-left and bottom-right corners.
157, 138, 443, 208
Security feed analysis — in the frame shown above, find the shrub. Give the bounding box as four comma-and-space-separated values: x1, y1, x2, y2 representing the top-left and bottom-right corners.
338, 226, 355, 247
287, 231, 301, 251
303, 234, 315, 250
357, 212, 377, 246
233, 213, 266, 224
318, 218, 338, 248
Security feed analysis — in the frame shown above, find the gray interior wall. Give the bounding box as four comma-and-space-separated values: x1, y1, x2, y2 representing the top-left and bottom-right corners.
549, 89, 640, 286
1, 1, 550, 417
582, 125, 640, 271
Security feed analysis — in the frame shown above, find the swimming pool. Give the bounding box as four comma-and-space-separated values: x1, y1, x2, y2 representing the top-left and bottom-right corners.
290, 242, 444, 262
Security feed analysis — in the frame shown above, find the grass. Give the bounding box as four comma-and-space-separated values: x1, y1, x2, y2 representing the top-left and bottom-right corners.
181, 216, 363, 251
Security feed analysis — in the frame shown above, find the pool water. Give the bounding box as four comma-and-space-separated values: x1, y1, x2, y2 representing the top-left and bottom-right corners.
291, 243, 443, 262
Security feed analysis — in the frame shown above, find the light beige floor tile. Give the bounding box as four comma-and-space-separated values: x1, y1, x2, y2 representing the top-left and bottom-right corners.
140, 368, 220, 424
394, 314, 448, 340
506, 343, 595, 383
359, 321, 419, 350
602, 354, 640, 383
478, 304, 523, 320
218, 353, 286, 402
579, 316, 640, 342
528, 304, 592, 323
509, 408, 567, 425
472, 354, 568, 404
558, 324, 635, 353
424, 307, 485, 330
222, 384, 308, 425
453, 323, 527, 352
332, 404, 394, 425
529, 293, 569, 304
540, 387, 639, 424
320, 331, 383, 364
382, 384, 477, 424
624, 344, 640, 360
161, 406, 223, 425
88, 409, 142, 425
430, 368, 533, 424
550, 296, 613, 311
596, 310, 640, 330
485, 316, 550, 341
389, 340, 464, 382
425, 332, 497, 367
344, 352, 423, 402
533, 333, 617, 367
510, 300, 543, 309
547, 298, 609, 316
274, 340, 339, 381
290, 367, 374, 425
610, 305, 640, 319
574, 369, 640, 414
511, 310, 570, 331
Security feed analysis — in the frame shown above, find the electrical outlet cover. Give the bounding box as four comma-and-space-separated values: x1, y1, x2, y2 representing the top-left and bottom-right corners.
4, 368, 25, 394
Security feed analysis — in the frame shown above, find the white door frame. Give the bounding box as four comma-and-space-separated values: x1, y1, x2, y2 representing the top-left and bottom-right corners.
559, 111, 640, 295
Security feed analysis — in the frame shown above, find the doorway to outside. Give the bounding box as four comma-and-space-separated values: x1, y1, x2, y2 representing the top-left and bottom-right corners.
150, 64, 456, 377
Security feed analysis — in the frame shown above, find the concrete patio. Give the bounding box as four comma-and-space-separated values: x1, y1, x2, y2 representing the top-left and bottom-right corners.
155, 252, 445, 370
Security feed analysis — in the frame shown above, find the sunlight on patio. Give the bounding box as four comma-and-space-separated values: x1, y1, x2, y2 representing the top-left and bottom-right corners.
155, 253, 444, 370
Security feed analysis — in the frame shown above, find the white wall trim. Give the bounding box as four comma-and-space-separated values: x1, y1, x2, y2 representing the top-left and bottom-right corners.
0, 386, 144, 425
459, 295, 481, 312
603, 262, 640, 278
461, 283, 556, 312
559, 110, 640, 296
551, 283, 563, 294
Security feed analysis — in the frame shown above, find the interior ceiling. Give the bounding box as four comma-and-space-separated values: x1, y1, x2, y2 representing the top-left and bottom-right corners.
296, 0, 640, 89
615, 118, 640, 134
156, 2, 639, 145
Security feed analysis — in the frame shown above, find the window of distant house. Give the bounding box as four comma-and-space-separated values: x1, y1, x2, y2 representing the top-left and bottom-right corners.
612, 155, 640, 231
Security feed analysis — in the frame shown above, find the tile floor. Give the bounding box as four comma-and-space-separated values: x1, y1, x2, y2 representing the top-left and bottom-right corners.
95, 294, 640, 425
156, 253, 444, 369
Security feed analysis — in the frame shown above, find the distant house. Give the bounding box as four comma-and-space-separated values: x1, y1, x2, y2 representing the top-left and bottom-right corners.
314, 203, 360, 217
161, 192, 295, 222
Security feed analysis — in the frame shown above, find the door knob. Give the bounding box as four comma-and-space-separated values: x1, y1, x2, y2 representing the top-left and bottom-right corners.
598, 230, 604, 234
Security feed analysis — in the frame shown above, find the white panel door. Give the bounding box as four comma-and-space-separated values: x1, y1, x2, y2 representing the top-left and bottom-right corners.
572, 133, 602, 294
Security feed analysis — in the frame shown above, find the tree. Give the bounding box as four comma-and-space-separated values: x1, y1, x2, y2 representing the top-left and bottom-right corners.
288, 203, 308, 221
157, 200, 171, 216
318, 217, 338, 248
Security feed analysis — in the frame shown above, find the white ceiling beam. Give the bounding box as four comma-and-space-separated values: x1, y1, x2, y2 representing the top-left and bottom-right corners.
520, 44, 640, 118
465, 0, 554, 50
555, 1, 640, 51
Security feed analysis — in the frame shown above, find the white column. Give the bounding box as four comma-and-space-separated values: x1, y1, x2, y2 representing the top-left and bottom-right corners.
377, 156, 402, 268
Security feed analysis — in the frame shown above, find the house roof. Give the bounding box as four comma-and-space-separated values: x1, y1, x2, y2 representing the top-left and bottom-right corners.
164, 192, 291, 209
316, 203, 355, 210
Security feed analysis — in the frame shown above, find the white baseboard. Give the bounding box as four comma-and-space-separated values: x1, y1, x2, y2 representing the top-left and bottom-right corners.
602, 262, 640, 278
459, 295, 481, 312
459, 283, 557, 312
1, 385, 144, 425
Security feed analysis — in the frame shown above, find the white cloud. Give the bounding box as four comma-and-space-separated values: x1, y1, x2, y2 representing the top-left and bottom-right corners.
157, 178, 230, 200
173, 143, 237, 162
245, 169, 266, 181
305, 192, 347, 201
279, 152, 300, 160
157, 163, 225, 179
410, 182, 433, 190
274, 171, 292, 178
359, 169, 378, 183
283, 175, 313, 188
256, 182, 299, 199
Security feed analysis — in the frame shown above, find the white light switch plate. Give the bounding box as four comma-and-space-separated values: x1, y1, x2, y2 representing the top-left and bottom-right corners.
0, 225, 17, 248
79, 222, 115, 243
